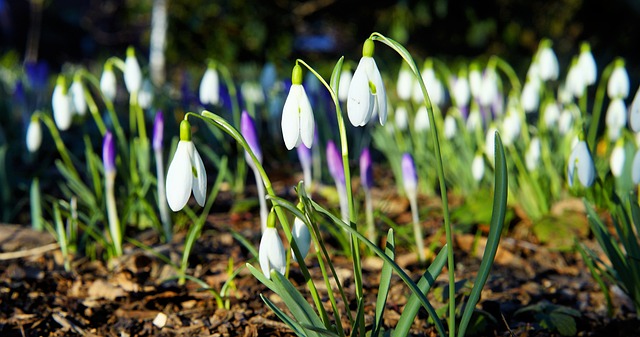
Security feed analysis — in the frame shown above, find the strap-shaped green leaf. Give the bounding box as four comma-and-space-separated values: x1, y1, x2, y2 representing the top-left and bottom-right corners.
329, 56, 344, 95
271, 271, 325, 337
373, 229, 395, 337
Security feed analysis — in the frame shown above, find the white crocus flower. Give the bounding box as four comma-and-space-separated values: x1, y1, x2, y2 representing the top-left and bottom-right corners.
199, 62, 220, 105
259, 226, 286, 279
567, 140, 596, 187
70, 76, 86, 116
124, 46, 142, 94
347, 38, 387, 126
578, 42, 597, 86
606, 98, 626, 141
414, 105, 430, 132
291, 217, 311, 263
472, 153, 485, 182
394, 105, 409, 131
166, 120, 207, 212
525, 137, 541, 171
338, 68, 352, 102
396, 64, 413, 101
26, 116, 42, 153
607, 59, 629, 99
282, 64, 314, 150
610, 140, 625, 178
100, 62, 117, 101
444, 114, 457, 139
52, 75, 72, 131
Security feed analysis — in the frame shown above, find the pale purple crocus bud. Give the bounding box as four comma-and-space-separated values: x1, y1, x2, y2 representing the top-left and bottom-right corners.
152, 111, 164, 151
326, 140, 344, 184
401, 153, 418, 195
296, 143, 312, 189
103, 131, 116, 174
241, 110, 262, 164
360, 147, 373, 190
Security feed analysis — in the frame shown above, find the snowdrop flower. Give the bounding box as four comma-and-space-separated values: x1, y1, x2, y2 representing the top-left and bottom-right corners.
282, 64, 314, 150
558, 106, 575, 135
241, 81, 265, 105
199, 61, 220, 105
479, 69, 498, 107
70, 75, 86, 116
543, 101, 561, 128
468, 63, 482, 100
485, 126, 497, 162
396, 63, 413, 101
630, 86, 640, 133
52, 75, 72, 131
326, 140, 344, 184
166, 119, 207, 211
414, 105, 430, 132
632, 149, 640, 184
526, 137, 541, 171
347, 38, 387, 126
100, 62, 117, 101
501, 107, 521, 146
537, 39, 559, 81
606, 98, 626, 141
259, 212, 286, 279
610, 140, 625, 178
413, 60, 443, 107
566, 58, 586, 98
291, 216, 311, 263
607, 59, 629, 99
451, 72, 470, 109
124, 46, 142, 94
466, 105, 482, 131
521, 79, 540, 113
472, 153, 485, 182
444, 114, 457, 140
338, 68, 352, 102
26, 115, 42, 153
394, 105, 409, 131
578, 42, 597, 86
567, 140, 596, 187
402, 153, 418, 196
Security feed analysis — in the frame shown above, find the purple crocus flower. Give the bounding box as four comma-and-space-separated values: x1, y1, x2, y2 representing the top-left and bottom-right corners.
326, 140, 344, 184
297, 143, 312, 170
152, 111, 164, 151
24, 61, 49, 92
360, 147, 373, 190
103, 131, 116, 173
241, 110, 262, 163
401, 153, 417, 194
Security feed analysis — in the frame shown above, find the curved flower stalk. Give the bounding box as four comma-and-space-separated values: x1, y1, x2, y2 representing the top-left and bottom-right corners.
103, 131, 122, 256
165, 119, 207, 212
282, 64, 315, 150
52, 75, 72, 131
401, 153, 426, 262
327, 140, 348, 222
567, 140, 596, 188
259, 211, 287, 279
152, 111, 172, 241
26, 115, 42, 153
199, 60, 220, 105
347, 38, 387, 126
360, 147, 375, 243
241, 110, 268, 232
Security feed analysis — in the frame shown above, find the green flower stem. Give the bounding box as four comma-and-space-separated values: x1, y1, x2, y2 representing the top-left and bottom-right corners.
252, 166, 269, 231
508, 146, 548, 218
370, 32, 454, 336
130, 91, 148, 141
217, 63, 246, 195
196, 111, 332, 330
295, 58, 364, 306
34, 112, 80, 180
75, 71, 107, 136
587, 60, 618, 151
364, 188, 375, 244
105, 171, 122, 256
154, 148, 172, 242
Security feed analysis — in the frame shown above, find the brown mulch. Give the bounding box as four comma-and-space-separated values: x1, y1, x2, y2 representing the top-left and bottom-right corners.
1, 192, 639, 337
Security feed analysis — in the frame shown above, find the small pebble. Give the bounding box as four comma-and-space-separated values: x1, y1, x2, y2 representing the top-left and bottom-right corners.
153, 312, 168, 328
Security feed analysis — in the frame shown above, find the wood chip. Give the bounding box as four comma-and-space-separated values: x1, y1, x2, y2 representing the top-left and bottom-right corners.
153, 312, 168, 328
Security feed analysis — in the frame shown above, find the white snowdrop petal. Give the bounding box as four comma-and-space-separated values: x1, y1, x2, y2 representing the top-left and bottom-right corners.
371, 61, 388, 125
472, 154, 485, 182
199, 68, 220, 105
608, 66, 630, 99
292, 217, 311, 262
71, 81, 87, 116
396, 67, 413, 101
100, 70, 117, 101
347, 62, 373, 127
298, 88, 315, 148
166, 141, 193, 211
258, 233, 272, 278
282, 86, 302, 150
338, 69, 352, 102
125, 56, 142, 93
630, 86, 640, 133
26, 120, 42, 153
610, 144, 625, 178
632, 150, 640, 184
444, 114, 457, 139
52, 86, 72, 131
190, 145, 207, 207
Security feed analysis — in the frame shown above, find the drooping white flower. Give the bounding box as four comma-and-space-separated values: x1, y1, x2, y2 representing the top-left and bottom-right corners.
526, 137, 541, 171
501, 107, 521, 146
124, 46, 142, 94
472, 153, 485, 182
606, 98, 627, 141
607, 59, 629, 99
566, 58, 586, 98
468, 63, 482, 100
396, 64, 413, 101
630, 86, 640, 133
485, 126, 497, 162
100, 62, 117, 101
291, 217, 311, 263
543, 101, 561, 128
451, 72, 470, 109
413, 60, 443, 107
444, 114, 457, 140
479, 69, 498, 107
558, 106, 575, 135
521, 79, 540, 113
414, 105, 430, 132
259, 226, 286, 279
241, 81, 265, 105
537, 40, 559, 81
567, 140, 596, 187
338, 68, 352, 102
70, 76, 87, 116
166, 120, 207, 211
347, 38, 387, 126
199, 62, 220, 105
394, 105, 409, 131
578, 42, 597, 86
52, 75, 72, 131
282, 64, 314, 150
466, 106, 482, 131
610, 140, 625, 178
632, 149, 640, 184
26, 116, 42, 153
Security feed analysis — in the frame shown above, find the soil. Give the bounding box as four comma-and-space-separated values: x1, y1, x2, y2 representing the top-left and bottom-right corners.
1, 186, 639, 337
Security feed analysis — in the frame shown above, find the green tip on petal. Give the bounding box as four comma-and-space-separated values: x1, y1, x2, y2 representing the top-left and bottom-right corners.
207, 60, 217, 70
580, 42, 591, 53
127, 46, 136, 57
179, 119, 192, 142
267, 209, 277, 229
540, 38, 552, 49
423, 58, 434, 69
296, 202, 304, 211
614, 57, 625, 68
104, 61, 113, 71
363, 38, 375, 57
292, 64, 303, 85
